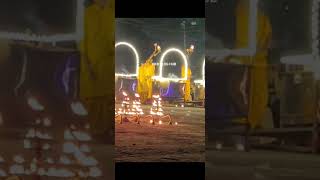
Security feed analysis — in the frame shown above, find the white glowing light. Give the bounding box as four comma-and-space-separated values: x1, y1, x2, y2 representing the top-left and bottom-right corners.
159, 120, 163, 125
27, 97, 44, 111
71, 101, 88, 116
75, 151, 98, 166
72, 131, 92, 141
194, 59, 205, 86
175, 122, 178, 125
156, 48, 189, 82
115, 42, 140, 77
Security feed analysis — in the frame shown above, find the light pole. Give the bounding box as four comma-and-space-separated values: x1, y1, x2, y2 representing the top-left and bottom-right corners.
181, 21, 186, 51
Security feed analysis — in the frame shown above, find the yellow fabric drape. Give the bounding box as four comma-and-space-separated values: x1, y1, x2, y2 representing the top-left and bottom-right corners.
138, 59, 155, 103
235, 2, 272, 129
79, 2, 115, 135
182, 65, 192, 102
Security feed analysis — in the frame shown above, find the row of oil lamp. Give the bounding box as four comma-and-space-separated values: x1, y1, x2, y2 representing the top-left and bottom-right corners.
116, 92, 178, 125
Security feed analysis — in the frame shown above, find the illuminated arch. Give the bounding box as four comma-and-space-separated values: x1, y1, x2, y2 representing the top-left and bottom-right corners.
194, 58, 205, 86
156, 48, 188, 82
115, 42, 140, 77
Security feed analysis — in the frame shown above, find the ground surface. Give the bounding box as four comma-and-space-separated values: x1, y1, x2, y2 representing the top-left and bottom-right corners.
115, 105, 205, 162
206, 143, 320, 180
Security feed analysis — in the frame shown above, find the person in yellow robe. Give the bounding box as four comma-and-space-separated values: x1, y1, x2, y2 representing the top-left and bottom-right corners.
80, 0, 115, 142
182, 45, 194, 102
138, 59, 155, 103
235, 0, 272, 129
181, 65, 192, 102
138, 44, 160, 103
137, 65, 147, 102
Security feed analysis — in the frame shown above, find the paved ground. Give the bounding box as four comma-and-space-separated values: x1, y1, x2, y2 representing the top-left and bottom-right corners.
206, 144, 320, 180
115, 105, 205, 162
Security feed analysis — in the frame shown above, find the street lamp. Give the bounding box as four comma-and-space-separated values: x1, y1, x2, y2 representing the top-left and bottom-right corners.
181, 21, 186, 50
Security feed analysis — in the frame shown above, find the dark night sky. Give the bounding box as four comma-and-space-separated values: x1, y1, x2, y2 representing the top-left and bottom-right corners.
206, 0, 312, 61
116, 18, 205, 79
0, 0, 77, 35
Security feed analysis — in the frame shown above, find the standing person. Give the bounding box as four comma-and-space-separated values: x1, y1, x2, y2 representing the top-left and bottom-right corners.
80, 0, 115, 143
182, 45, 194, 102
234, 0, 272, 129
138, 44, 161, 104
